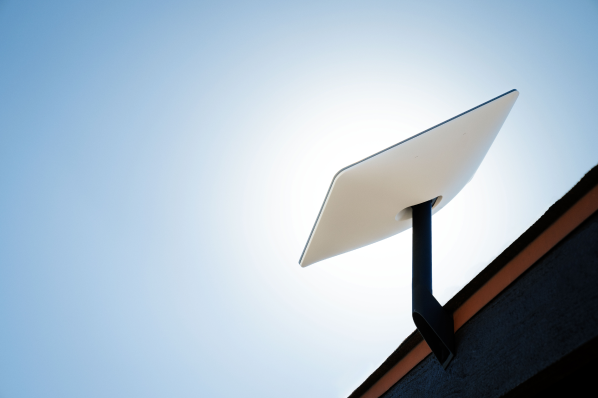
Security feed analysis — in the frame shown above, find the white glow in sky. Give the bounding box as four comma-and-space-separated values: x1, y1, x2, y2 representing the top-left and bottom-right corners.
1, 1, 597, 397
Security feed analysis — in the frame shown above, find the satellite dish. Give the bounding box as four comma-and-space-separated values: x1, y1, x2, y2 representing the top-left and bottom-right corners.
299, 89, 519, 368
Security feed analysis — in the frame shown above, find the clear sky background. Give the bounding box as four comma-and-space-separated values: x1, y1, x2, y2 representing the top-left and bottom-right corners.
1, 1, 597, 397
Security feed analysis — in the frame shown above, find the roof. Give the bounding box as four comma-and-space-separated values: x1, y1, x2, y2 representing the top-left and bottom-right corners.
349, 163, 598, 398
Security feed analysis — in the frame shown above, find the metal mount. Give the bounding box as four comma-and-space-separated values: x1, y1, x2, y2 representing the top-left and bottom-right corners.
411, 199, 456, 369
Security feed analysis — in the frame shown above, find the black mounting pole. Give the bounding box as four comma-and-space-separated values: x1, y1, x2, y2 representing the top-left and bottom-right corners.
411, 199, 455, 369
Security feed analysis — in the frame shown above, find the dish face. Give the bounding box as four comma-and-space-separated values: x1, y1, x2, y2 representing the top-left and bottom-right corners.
299, 90, 519, 267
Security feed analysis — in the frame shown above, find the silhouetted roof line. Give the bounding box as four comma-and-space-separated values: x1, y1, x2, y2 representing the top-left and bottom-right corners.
348, 163, 598, 398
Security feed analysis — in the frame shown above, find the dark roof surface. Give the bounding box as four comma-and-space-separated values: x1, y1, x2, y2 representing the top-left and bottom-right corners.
348, 164, 598, 398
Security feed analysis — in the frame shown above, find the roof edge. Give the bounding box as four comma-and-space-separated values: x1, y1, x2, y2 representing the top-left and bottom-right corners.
348, 163, 598, 398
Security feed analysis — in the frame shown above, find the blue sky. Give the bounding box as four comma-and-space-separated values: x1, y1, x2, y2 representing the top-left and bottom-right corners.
1, 1, 597, 397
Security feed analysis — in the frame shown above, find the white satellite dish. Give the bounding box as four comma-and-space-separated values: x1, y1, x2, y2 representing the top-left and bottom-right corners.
300, 90, 519, 268
299, 90, 519, 368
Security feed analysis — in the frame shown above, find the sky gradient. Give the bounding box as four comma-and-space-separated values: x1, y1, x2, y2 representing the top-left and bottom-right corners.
1, 1, 597, 397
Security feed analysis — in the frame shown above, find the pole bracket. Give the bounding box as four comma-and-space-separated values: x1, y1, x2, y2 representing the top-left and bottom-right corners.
411, 199, 455, 369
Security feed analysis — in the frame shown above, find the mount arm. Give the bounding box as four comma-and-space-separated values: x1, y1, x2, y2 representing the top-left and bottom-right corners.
411, 199, 456, 369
